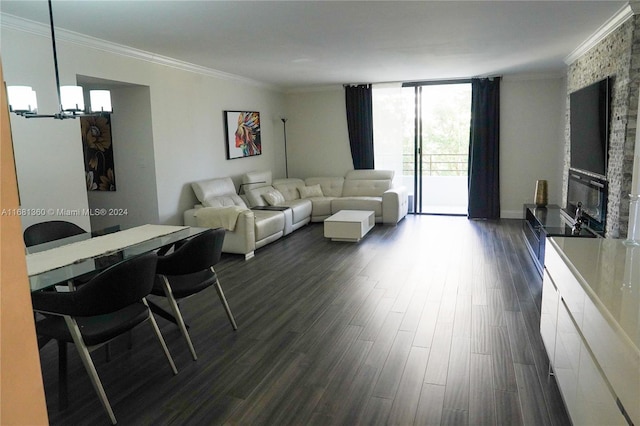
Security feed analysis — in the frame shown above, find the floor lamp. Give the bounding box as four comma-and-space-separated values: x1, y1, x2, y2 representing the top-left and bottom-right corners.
281, 118, 289, 178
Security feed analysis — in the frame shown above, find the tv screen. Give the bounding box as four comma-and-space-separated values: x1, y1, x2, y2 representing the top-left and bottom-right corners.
569, 78, 610, 177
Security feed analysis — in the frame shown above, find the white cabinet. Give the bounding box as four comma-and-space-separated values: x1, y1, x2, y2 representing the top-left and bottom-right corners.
542, 240, 636, 426
540, 273, 559, 364
554, 296, 624, 425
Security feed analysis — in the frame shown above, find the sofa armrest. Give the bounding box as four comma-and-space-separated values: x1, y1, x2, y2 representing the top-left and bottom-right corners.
225, 210, 257, 256
184, 208, 256, 257
382, 186, 409, 224
184, 208, 199, 226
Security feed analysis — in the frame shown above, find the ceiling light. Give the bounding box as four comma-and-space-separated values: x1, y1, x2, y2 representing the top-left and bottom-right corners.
6, 0, 111, 119
89, 90, 112, 113
7, 86, 38, 114
60, 86, 85, 112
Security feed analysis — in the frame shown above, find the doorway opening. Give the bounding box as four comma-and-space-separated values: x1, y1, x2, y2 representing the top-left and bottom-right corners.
373, 82, 471, 215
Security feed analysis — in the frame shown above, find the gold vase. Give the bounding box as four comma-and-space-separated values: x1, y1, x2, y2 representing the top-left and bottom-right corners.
535, 180, 548, 207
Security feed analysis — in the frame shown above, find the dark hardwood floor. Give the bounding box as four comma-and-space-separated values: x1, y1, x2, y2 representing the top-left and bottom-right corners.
39, 215, 570, 425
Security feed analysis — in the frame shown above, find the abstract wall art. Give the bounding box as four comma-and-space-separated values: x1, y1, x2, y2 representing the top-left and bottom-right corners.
81, 114, 116, 191
224, 111, 261, 159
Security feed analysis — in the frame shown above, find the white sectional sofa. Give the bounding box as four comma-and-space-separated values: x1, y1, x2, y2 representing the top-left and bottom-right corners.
242, 170, 313, 235
183, 176, 285, 259
184, 169, 408, 259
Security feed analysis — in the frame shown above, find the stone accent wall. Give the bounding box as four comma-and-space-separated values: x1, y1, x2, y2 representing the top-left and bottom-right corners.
566, 16, 640, 238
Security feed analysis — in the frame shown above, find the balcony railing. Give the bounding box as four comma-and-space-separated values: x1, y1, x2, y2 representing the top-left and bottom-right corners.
402, 153, 468, 176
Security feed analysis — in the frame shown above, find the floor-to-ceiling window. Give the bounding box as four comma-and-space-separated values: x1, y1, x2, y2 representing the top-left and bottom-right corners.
373, 82, 471, 215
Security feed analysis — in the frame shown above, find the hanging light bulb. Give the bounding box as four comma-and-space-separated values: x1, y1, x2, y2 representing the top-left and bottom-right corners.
6, 0, 111, 119
60, 86, 85, 112
7, 86, 38, 114
89, 90, 112, 113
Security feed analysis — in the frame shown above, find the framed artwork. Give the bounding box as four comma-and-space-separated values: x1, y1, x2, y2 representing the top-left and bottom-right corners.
224, 111, 261, 159
81, 114, 116, 191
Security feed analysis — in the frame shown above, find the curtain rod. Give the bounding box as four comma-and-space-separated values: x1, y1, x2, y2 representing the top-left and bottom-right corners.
343, 75, 502, 89
403, 75, 502, 87
402, 78, 472, 87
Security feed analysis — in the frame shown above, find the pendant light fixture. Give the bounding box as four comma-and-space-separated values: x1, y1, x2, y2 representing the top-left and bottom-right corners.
7, 0, 112, 119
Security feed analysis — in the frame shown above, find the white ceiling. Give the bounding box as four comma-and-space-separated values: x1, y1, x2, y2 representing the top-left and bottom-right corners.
0, 1, 629, 90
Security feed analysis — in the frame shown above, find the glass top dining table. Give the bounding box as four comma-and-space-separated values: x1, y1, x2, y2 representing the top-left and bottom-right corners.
27, 225, 210, 292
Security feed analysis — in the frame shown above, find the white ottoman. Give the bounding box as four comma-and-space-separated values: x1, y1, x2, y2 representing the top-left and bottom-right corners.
324, 210, 375, 242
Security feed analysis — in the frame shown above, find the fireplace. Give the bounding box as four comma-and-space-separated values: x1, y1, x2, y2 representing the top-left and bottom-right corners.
565, 169, 608, 235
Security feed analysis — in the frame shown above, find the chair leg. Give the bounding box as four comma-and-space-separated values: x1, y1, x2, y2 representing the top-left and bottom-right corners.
211, 270, 238, 331
142, 298, 178, 375
57, 341, 68, 411
147, 299, 190, 329
63, 316, 117, 425
159, 275, 198, 361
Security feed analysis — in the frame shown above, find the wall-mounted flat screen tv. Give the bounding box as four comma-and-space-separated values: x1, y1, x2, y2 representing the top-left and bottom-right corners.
569, 77, 610, 177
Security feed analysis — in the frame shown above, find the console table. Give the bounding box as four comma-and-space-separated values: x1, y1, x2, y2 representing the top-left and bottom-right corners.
522, 204, 598, 275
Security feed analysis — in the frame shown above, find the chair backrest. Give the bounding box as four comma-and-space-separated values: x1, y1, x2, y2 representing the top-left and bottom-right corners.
67, 252, 158, 316
24, 220, 86, 247
156, 228, 225, 276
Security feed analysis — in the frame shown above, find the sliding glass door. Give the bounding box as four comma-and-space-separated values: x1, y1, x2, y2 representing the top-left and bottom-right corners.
373, 82, 471, 215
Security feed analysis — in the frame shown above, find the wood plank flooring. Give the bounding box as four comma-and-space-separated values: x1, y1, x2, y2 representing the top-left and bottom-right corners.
38, 215, 570, 425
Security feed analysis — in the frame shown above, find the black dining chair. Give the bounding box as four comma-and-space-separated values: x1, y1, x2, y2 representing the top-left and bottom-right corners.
31, 252, 178, 425
25, 220, 93, 408
150, 227, 237, 361
23, 220, 87, 247
24, 219, 95, 292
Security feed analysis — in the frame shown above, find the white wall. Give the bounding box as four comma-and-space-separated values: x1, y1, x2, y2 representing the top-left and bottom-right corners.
500, 76, 566, 218
87, 85, 159, 230
285, 77, 566, 218
284, 87, 354, 178
2, 25, 286, 228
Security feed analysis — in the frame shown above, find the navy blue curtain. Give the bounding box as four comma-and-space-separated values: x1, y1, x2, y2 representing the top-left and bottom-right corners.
345, 85, 374, 169
468, 78, 501, 219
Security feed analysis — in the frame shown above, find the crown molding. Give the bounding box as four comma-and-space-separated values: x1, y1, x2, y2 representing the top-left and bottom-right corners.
501, 71, 565, 82
283, 84, 345, 95
564, 3, 635, 65
0, 13, 278, 90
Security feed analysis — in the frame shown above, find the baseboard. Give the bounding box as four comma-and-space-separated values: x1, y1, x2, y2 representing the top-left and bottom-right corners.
501, 210, 523, 219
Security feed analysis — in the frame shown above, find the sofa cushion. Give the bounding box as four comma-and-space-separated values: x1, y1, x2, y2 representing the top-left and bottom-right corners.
299, 184, 323, 198
305, 177, 344, 197
263, 188, 285, 206
242, 170, 272, 189
282, 199, 313, 223
192, 177, 236, 203
342, 179, 392, 197
309, 197, 334, 218
345, 169, 394, 181
273, 178, 305, 201
332, 197, 383, 217
202, 194, 247, 209
245, 185, 277, 207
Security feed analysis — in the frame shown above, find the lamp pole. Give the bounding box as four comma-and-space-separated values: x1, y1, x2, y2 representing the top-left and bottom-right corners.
281, 118, 289, 178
